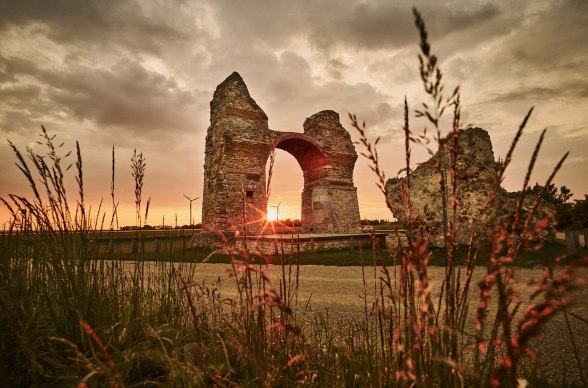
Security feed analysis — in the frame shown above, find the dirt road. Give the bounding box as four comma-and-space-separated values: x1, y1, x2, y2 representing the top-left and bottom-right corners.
137, 262, 588, 384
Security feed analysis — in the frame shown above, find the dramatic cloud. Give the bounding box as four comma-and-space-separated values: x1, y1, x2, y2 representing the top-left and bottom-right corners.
0, 0, 586, 225
0, 0, 200, 55
307, 1, 502, 52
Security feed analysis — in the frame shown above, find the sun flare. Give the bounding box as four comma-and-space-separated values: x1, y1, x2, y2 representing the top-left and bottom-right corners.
267, 208, 278, 221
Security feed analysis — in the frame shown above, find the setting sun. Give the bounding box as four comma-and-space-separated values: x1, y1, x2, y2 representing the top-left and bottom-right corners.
267, 207, 278, 221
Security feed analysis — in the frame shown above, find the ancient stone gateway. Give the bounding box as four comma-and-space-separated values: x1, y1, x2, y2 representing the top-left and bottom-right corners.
202, 72, 361, 234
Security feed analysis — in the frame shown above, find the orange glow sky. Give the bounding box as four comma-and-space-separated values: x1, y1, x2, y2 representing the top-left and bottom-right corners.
1, 0, 587, 228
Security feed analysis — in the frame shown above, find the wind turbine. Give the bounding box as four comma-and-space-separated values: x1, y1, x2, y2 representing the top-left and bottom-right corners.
183, 195, 200, 227
270, 201, 282, 222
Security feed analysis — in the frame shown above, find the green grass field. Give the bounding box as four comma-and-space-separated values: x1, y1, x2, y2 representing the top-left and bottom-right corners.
112, 241, 588, 268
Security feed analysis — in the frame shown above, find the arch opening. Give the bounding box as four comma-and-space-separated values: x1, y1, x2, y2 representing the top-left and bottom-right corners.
265, 149, 303, 231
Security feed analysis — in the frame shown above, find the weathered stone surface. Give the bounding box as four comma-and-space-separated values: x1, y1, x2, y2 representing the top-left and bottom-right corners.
386, 127, 554, 246
202, 73, 361, 234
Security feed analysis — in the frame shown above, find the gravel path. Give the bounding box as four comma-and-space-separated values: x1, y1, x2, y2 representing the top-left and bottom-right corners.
134, 262, 588, 384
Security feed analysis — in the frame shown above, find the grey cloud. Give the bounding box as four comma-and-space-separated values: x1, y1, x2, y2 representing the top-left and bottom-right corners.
306, 81, 402, 141
46, 61, 200, 135
487, 87, 556, 104
0, 55, 40, 82
209, 0, 303, 48
451, 0, 588, 93
326, 58, 348, 80
0, 0, 213, 139
204, 46, 286, 92
491, 123, 588, 193
0, 0, 198, 56
0, 56, 59, 133
483, 80, 588, 104
0, 84, 45, 133
0, 110, 48, 134
263, 51, 313, 100
504, 0, 588, 71
0, 84, 42, 106
306, 1, 501, 52
207, 0, 503, 55
557, 125, 588, 140
0, 52, 203, 139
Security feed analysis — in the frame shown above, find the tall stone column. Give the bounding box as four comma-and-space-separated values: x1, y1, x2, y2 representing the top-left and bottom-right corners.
201, 72, 271, 234
299, 111, 361, 233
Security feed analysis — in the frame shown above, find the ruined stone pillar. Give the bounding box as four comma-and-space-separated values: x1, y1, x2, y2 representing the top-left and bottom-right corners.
201, 72, 271, 234
299, 111, 361, 233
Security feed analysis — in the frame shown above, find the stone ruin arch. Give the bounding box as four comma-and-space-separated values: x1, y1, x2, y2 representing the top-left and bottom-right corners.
202, 72, 361, 234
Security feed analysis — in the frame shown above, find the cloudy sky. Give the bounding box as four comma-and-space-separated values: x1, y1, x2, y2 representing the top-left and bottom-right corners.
1, 0, 587, 227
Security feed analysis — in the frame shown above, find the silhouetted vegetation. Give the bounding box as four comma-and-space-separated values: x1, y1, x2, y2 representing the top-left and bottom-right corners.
524, 183, 588, 230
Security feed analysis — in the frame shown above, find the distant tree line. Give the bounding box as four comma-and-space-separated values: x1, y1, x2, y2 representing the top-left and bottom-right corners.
267, 219, 301, 227
120, 224, 202, 231
524, 183, 588, 230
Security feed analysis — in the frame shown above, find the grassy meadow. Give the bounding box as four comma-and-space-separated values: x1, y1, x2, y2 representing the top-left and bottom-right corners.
1, 9, 587, 387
